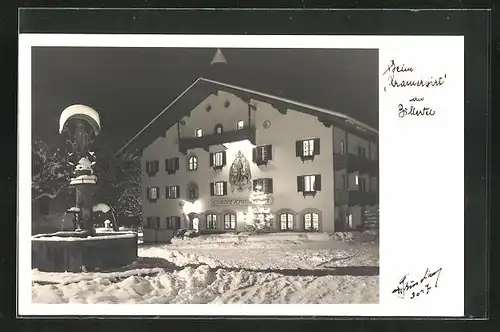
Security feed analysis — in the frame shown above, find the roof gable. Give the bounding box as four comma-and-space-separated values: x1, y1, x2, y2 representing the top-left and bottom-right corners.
116, 78, 378, 156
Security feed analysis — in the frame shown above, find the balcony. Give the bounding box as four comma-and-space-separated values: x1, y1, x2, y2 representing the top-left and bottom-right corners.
335, 189, 377, 206
179, 126, 256, 154
334, 153, 378, 176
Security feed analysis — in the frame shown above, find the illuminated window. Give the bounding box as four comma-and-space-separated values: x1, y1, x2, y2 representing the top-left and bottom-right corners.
304, 213, 320, 231
188, 155, 198, 171
224, 213, 236, 230
236, 120, 244, 130
280, 213, 294, 231
355, 175, 359, 186
210, 151, 226, 169
195, 128, 203, 137
206, 214, 217, 229
296, 138, 320, 160
148, 187, 159, 200
252, 145, 272, 165
297, 175, 321, 196
212, 181, 227, 196
166, 185, 180, 199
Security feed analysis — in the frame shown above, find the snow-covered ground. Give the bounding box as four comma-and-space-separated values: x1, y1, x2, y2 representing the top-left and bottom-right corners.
32, 231, 379, 304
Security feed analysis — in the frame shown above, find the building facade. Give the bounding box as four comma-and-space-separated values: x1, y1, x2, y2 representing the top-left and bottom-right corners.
119, 79, 378, 243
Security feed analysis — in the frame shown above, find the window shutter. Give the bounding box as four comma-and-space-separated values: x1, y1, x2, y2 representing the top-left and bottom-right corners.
156, 217, 160, 229
165, 186, 170, 199
210, 182, 215, 196
155, 187, 160, 200
295, 141, 302, 157
267, 145, 273, 160
315, 138, 320, 155
315, 175, 322, 191
166, 216, 170, 229
222, 151, 227, 165
268, 178, 274, 193
146, 187, 151, 200
165, 159, 169, 171
223, 182, 228, 195
154, 160, 159, 173
176, 185, 180, 198
146, 161, 150, 175
252, 148, 257, 162
297, 176, 304, 192
209, 153, 214, 166
253, 179, 257, 190
174, 157, 180, 170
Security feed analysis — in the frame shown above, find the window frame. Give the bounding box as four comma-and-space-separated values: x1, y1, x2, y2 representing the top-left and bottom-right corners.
187, 155, 198, 171
304, 212, 320, 232
224, 213, 237, 230
195, 128, 203, 137
236, 120, 245, 130
206, 213, 217, 229
280, 213, 294, 231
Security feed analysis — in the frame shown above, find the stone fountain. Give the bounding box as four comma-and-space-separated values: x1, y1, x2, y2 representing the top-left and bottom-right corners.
31, 105, 138, 273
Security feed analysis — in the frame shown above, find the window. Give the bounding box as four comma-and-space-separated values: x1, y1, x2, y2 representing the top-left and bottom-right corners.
166, 216, 181, 230
252, 145, 273, 165
296, 138, 320, 160
211, 181, 227, 196
280, 213, 294, 231
340, 140, 346, 154
342, 173, 347, 189
236, 120, 245, 130
209, 151, 226, 170
187, 183, 199, 199
359, 177, 367, 192
147, 187, 159, 201
146, 216, 160, 229
253, 178, 274, 194
355, 175, 359, 186
187, 155, 198, 171
297, 175, 322, 196
195, 128, 203, 137
166, 185, 180, 199
206, 214, 217, 229
224, 213, 236, 230
146, 160, 159, 176
214, 124, 223, 134
304, 213, 320, 231
165, 157, 180, 174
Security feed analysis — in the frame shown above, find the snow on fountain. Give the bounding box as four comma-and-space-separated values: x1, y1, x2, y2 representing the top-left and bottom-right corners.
32, 104, 138, 273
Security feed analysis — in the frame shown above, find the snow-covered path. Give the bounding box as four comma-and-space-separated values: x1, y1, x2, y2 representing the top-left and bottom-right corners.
32, 232, 379, 304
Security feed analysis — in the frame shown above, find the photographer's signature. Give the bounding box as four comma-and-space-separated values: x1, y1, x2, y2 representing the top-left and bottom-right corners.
392, 268, 442, 300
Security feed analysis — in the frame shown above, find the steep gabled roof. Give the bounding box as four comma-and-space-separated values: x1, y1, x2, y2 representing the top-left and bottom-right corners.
116, 77, 378, 156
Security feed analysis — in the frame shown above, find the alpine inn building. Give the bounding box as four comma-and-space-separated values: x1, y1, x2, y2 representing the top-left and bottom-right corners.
118, 78, 379, 243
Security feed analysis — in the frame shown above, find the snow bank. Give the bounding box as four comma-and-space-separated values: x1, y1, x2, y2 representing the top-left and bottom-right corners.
32, 264, 378, 304
32, 231, 379, 304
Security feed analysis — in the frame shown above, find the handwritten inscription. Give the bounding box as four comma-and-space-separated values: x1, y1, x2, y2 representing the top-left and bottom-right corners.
383, 60, 447, 118
392, 268, 443, 300
382, 60, 447, 92
398, 104, 435, 118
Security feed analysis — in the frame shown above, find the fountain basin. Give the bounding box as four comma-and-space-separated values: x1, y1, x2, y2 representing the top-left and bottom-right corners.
32, 231, 138, 272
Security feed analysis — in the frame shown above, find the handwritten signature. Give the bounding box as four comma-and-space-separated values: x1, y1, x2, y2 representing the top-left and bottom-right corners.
382, 60, 447, 92
392, 268, 442, 300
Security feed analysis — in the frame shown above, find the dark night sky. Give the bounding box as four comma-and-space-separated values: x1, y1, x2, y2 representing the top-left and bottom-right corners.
32, 47, 378, 154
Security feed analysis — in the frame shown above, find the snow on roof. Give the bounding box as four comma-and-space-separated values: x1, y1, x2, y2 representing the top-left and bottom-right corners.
116, 77, 378, 156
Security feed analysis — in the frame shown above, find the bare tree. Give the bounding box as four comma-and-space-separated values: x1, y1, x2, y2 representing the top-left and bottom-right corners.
32, 140, 71, 201
95, 153, 143, 224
